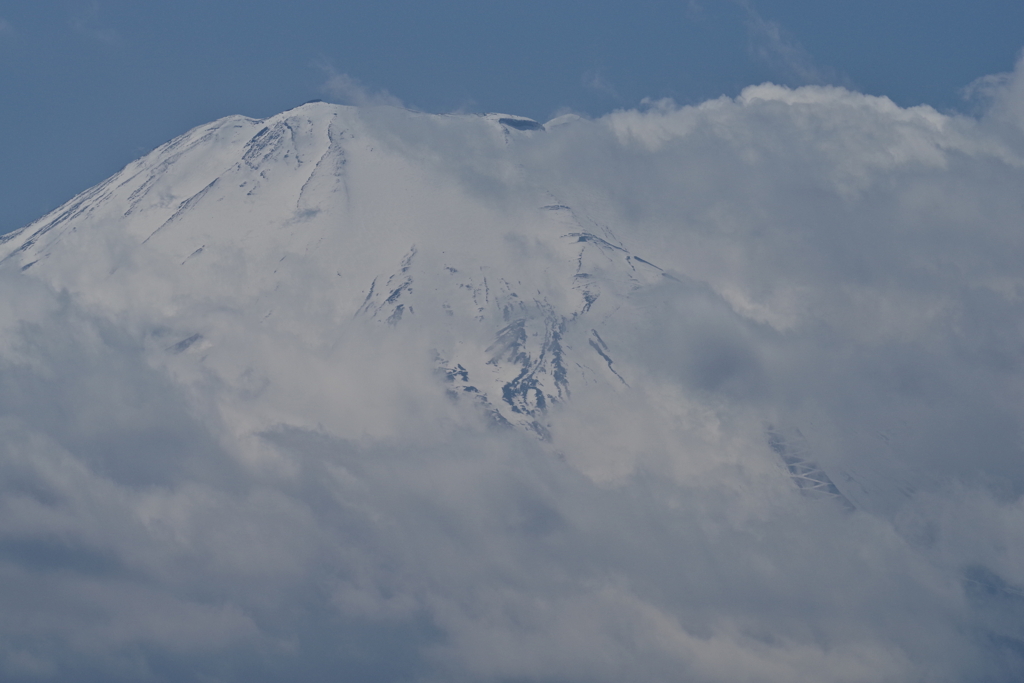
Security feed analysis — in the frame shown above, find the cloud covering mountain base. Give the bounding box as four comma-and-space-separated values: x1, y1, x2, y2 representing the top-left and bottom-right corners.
3, 58, 1024, 681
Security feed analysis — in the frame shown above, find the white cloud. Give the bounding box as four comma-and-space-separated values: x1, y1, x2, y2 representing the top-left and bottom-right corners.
2, 58, 1024, 681
317, 62, 404, 108
743, 6, 835, 86
975, 52, 1024, 139
582, 70, 619, 99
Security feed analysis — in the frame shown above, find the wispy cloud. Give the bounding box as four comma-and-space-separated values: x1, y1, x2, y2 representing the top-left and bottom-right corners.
743, 6, 832, 85
582, 69, 620, 99
316, 61, 403, 108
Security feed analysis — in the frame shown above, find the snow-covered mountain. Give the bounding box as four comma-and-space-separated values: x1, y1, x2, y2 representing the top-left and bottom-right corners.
0, 101, 772, 478
3, 91, 1024, 682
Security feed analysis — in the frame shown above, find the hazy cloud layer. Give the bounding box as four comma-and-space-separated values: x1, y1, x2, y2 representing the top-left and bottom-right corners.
2, 57, 1024, 682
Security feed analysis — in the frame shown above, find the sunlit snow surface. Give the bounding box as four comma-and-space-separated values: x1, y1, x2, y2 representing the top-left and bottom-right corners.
3, 69, 1024, 680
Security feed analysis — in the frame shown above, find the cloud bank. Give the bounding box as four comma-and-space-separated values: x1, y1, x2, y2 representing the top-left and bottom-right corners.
2, 56, 1024, 682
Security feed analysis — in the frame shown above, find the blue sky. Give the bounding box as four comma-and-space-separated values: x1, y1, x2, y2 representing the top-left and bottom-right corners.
1, 0, 1023, 235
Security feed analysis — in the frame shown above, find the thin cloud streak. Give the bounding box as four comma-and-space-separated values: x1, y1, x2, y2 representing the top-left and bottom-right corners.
741, 4, 836, 86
